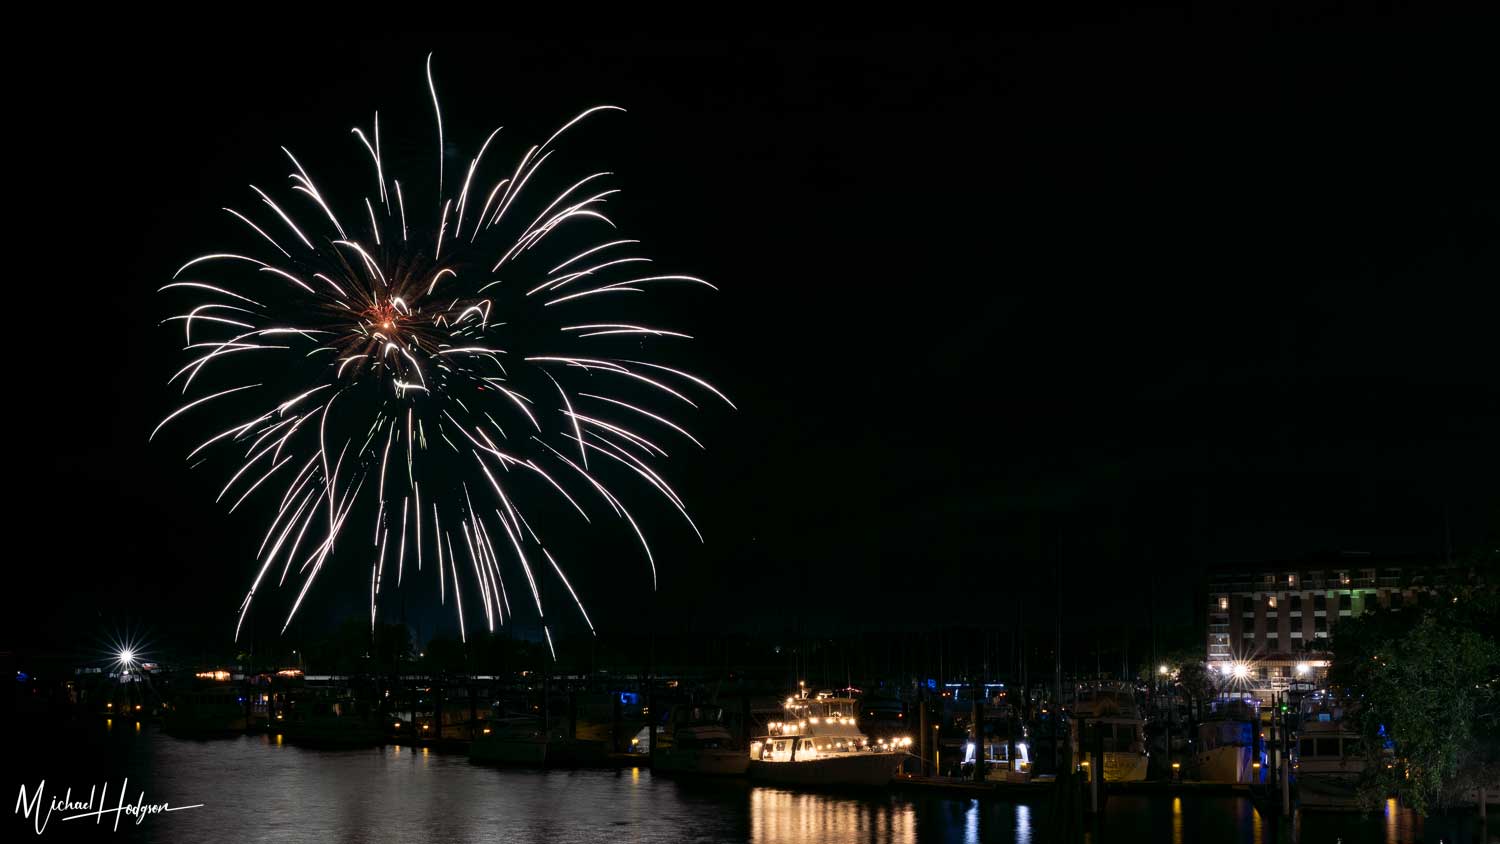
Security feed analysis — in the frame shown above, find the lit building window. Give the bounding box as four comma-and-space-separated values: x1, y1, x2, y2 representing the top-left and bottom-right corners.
1219, 597, 1229, 611
1268, 596, 1277, 609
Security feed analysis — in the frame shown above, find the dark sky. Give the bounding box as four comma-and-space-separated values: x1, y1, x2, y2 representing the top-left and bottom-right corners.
14, 20, 1499, 654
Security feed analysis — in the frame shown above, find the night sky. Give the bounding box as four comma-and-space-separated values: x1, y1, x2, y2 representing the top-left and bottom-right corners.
14, 21, 1498, 655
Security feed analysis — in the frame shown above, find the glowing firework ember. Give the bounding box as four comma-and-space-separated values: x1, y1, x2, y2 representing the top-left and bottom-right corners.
153, 55, 728, 651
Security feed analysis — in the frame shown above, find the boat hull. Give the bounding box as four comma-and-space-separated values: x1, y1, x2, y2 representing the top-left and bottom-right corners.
279, 722, 386, 747
1297, 773, 1362, 810
655, 748, 750, 777
1103, 752, 1149, 783
1196, 745, 1252, 783
469, 737, 548, 766
163, 708, 248, 736
749, 753, 902, 787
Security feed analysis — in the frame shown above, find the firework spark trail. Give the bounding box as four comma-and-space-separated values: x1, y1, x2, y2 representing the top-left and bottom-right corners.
155, 57, 728, 650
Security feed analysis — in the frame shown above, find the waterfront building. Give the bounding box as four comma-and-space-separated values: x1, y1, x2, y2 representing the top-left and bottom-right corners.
1202, 552, 1479, 702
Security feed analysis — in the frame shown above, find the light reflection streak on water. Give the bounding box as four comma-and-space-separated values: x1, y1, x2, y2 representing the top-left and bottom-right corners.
1015, 803, 1032, 844
749, 787, 915, 844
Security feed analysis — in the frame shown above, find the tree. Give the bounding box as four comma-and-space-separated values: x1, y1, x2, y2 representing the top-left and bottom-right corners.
1328, 585, 1499, 814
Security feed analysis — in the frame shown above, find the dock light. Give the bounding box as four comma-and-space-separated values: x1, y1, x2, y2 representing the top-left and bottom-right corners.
1232, 663, 1250, 679
1159, 664, 1169, 675
393, 722, 401, 729
421, 724, 429, 731
1172, 762, 1181, 770
1296, 663, 1310, 676
134, 705, 141, 711
107, 702, 113, 709
118, 648, 136, 668
483, 728, 492, 735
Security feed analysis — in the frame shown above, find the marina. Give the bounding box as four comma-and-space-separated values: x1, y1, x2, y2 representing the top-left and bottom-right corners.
13, 717, 1488, 844
22, 655, 1495, 842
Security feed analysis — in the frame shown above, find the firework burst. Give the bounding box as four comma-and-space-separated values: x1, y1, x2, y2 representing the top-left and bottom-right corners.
153, 55, 729, 652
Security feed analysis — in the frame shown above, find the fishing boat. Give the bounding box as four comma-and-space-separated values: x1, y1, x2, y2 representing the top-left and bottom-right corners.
469, 716, 549, 765
654, 703, 748, 776
748, 691, 908, 787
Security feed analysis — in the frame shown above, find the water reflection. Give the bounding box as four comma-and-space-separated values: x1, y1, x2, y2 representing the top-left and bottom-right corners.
1014, 804, 1032, 844
13, 725, 1489, 843
749, 788, 915, 844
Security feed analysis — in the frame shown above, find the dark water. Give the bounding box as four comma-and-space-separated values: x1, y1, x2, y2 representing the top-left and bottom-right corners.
6, 724, 1491, 843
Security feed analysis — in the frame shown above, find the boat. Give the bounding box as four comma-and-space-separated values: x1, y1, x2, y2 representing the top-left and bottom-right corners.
1072, 685, 1148, 782
163, 684, 248, 735
1195, 697, 1262, 783
278, 694, 385, 746
469, 716, 549, 765
748, 690, 907, 787
654, 703, 749, 776
960, 733, 1032, 783
1293, 695, 1365, 810
1085, 717, 1150, 782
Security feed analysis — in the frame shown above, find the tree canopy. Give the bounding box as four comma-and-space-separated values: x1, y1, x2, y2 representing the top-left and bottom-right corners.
1328, 582, 1498, 814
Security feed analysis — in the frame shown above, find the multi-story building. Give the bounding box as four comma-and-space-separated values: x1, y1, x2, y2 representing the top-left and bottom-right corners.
1203, 552, 1475, 701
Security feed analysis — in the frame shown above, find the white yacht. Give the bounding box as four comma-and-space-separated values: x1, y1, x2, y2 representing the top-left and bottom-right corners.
748, 691, 908, 787
654, 704, 749, 776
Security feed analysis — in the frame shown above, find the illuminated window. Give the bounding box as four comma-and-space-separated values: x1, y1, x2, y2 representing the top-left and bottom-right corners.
1218, 597, 1229, 611
1268, 596, 1277, 609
